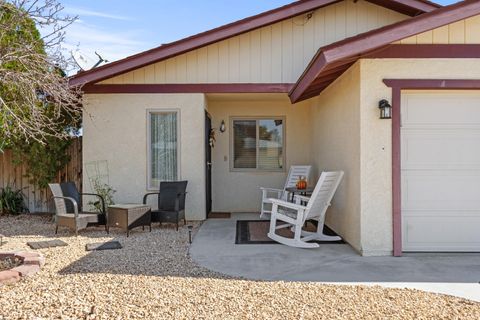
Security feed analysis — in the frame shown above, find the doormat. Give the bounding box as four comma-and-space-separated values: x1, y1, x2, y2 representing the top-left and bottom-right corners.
27, 239, 68, 249
208, 212, 231, 219
235, 220, 344, 245
86, 241, 122, 251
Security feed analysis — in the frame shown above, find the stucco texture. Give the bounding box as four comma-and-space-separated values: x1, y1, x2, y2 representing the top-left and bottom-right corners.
359, 58, 480, 255
207, 94, 313, 212
310, 64, 362, 252
82, 93, 207, 220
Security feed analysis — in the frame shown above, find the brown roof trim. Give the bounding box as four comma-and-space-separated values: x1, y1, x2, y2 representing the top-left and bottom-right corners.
367, 0, 440, 16
82, 83, 295, 94
383, 79, 480, 89
290, 1, 480, 103
70, 0, 439, 87
368, 44, 480, 59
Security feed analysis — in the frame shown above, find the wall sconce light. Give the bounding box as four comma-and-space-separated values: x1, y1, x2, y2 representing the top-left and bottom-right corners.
219, 120, 226, 133
379, 99, 392, 119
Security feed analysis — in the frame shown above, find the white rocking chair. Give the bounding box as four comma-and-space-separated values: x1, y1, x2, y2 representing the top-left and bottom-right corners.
268, 171, 344, 248
260, 165, 311, 218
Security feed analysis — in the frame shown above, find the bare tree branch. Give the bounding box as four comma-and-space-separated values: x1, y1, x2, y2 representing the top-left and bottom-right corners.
0, 0, 82, 144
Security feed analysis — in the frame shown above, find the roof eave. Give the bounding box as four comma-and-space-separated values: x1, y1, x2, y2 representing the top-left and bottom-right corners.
289, 0, 480, 103
70, 0, 440, 87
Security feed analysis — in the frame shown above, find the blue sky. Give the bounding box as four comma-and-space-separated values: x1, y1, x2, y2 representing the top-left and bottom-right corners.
59, 0, 458, 67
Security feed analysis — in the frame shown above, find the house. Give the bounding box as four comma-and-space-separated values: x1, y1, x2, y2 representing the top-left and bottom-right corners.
70, 0, 480, 256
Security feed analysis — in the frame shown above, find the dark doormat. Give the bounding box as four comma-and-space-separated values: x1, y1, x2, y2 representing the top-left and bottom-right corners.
235, 220, 345, 245
208, 212, 231, 219
27, 239, 68, 249
86, 241, 123, 251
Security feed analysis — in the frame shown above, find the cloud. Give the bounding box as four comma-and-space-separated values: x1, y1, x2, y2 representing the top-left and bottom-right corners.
63, 21, 149, 65
64, 7, 133, 21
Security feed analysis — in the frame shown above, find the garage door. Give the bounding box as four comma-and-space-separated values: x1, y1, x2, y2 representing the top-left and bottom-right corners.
401, 91, 480, 252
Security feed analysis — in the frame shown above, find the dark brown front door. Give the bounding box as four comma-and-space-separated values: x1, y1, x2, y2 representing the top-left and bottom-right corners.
205, 112, 212, 215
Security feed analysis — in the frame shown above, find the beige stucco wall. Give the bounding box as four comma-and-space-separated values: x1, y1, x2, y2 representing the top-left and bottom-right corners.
207, 94, 313, 212
359, 58, 480, 256
100, 0, 406, 85
310, 63, 362, 252
82, 93, 207, 220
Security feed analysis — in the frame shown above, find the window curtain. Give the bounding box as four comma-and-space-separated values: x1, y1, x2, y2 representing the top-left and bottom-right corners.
151, 112, 178, 186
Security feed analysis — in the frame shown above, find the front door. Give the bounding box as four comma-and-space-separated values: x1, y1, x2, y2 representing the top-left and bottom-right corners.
205, 112, 212, 215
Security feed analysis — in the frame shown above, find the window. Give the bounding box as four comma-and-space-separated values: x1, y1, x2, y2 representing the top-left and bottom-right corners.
148, 110, 179, 189
231, 117, 284, 171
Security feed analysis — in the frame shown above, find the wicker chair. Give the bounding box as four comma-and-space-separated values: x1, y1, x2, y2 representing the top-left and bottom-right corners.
49, 183, 105, 235
60, 182, 106, 226
143, 181, 188, 231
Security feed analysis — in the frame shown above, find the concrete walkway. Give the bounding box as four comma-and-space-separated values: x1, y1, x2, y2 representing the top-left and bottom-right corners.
190, 213, 480, 302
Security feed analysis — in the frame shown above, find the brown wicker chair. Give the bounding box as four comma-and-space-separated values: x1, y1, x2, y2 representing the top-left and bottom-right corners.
49, 183, 105, 236
143, 181, 188, 231
60, 182, 106, 226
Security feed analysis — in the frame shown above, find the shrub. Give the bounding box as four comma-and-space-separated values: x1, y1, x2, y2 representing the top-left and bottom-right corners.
88, 179, 116, 213
0, 185, 28, 215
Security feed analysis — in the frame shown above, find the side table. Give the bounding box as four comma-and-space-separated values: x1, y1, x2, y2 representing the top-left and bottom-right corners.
107, 204, 151, 237
285, 186, 315, 203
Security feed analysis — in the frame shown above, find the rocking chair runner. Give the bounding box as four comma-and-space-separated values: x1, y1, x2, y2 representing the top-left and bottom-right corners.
267, 171, 344, 248
260, 165, 312, 218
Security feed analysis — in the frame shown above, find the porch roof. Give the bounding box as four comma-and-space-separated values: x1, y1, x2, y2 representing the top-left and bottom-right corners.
289, 0, 480, 103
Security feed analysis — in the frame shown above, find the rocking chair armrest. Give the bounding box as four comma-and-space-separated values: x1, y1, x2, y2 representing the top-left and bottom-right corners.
269, 198, 307, 211
294, 195, 310, 204
81, 193, 106, 214
260, 187, 284, 198
52, 196, 79, 216
143, 192, 160, 204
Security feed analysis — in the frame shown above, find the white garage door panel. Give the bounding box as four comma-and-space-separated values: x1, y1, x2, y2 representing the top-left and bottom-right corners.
403, 215, 480, 251
403, 93, 480, 127
401, 91, 480, 252
402, 130, 480, 170
402, 172, 480, 211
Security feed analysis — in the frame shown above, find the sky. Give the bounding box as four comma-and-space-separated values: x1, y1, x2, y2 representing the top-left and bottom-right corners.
57, 0, 458, 68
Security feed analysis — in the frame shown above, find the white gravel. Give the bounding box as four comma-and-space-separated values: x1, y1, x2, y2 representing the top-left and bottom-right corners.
0, 214, 479, 319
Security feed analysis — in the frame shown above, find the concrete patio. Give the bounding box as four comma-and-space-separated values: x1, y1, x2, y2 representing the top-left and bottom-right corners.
190, 213, 480, 302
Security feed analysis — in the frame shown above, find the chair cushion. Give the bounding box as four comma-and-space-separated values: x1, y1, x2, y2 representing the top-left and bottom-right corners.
57, 213, 101, 223
60, 182, 82, 213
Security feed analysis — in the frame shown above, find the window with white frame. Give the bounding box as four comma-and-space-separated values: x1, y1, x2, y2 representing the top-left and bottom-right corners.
231, 117, 284, 171
148, 110, 179, 189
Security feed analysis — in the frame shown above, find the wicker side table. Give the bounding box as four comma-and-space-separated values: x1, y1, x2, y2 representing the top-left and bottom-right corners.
107, 204, 151, 237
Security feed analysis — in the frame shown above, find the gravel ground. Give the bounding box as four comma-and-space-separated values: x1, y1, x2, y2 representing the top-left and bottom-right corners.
0, 214, 478, 320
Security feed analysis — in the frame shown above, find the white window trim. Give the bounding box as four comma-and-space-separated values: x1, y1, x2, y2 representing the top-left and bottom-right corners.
146, 108, 181, 190
229, 116, 286, 173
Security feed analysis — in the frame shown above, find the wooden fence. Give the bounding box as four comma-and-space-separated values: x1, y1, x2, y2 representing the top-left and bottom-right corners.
0, 138, 82, 213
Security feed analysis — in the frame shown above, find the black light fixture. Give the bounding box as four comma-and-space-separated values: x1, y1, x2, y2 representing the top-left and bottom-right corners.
219, 120, 226, 133
187, 225, 193, 244
379, 99, 392, 119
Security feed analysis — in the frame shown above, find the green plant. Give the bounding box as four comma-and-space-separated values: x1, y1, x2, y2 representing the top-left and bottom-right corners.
0, 185, 28, 215
11, 137, 74, 188
88, 179, 116, 213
